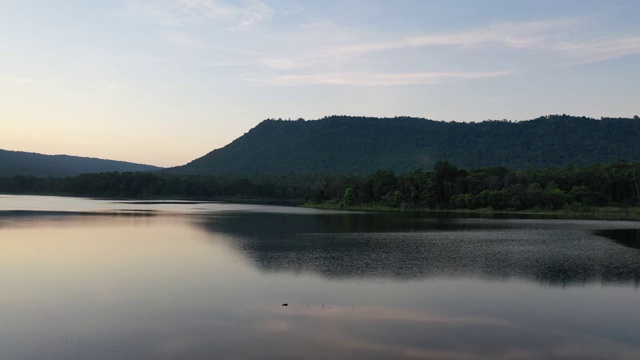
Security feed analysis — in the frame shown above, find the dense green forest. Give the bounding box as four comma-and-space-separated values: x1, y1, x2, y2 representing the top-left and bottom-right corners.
2, 160, 640, 212
0, 149, 160, 177
0, 172, 318, 201
172, 114, 640, 175
314, 161, 640, 211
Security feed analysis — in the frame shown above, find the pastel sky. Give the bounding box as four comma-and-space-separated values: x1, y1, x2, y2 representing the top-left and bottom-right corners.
2, 1, 639, 167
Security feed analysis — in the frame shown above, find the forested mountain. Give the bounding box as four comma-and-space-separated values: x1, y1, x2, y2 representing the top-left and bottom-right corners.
0, 149, 160, 177
171, 115, 640, 175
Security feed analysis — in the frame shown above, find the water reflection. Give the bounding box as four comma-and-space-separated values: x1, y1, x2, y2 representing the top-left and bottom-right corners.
245, 304, 640, 360
596, 229, 640, 250
196, 212, 640, 286
2, 200, 640, 360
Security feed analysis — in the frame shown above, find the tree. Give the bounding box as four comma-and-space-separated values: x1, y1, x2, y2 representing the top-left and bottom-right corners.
433, 161, 466, 207
341, 187, 355, 208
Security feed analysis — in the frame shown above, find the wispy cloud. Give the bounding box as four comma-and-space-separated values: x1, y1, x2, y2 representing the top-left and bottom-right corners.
124, 4, 640, 88
337, 19, 574, 55
554, 36, 640, 64
247, 71, 512, 86
255, 20, 574, 73
348, 19, 640, 65
250, 18, 640, 86
127, 0, 273, 29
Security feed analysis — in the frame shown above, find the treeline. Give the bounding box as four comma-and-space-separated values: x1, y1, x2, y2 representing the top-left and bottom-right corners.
0, 172, 318, 201
1, 160, 640, 211
315, 160, 640, 210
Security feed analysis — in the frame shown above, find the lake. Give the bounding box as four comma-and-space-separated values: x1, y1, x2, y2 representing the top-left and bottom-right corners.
1, 195, 639, 360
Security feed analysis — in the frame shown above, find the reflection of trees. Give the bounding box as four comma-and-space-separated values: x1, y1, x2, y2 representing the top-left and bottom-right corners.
596, 229, 640, 250
196, 213, 640, 287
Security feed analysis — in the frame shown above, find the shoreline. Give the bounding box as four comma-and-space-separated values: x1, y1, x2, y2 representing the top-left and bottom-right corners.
303, 203, 640, 221
3, 192, 640, 221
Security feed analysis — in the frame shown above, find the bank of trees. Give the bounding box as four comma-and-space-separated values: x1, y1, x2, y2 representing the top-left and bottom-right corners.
1, 160, 640, 211
317, 160, 640, 210
0, 172, 318, 201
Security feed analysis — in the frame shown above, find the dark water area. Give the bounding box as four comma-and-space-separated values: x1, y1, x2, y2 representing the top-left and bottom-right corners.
1, 195, 640, 359
596, 229, 640, 250
198, 212, 640, 286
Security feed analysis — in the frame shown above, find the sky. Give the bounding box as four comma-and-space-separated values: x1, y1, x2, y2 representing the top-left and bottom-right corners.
1, 0, 639, 167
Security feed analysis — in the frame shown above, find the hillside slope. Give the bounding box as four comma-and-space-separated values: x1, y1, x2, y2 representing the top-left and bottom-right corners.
171, 115, 640, 175
0, 149, 161, 177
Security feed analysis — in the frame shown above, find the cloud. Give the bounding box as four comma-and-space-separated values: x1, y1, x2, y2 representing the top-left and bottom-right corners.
246, 70, 512, 86
336, 19, 574, 55
250, 18, 640, 86
124, 5, 640, 87
127, 0, 273, 29
320, 18, 640, 64
554, 35, 640, 64
254, 19, 575, 73
366, 19, 640, 65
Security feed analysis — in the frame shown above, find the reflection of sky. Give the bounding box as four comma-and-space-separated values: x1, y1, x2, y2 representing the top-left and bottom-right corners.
248, 304, 640, 360
0, 194, 340, 214
1, 197, 640, 359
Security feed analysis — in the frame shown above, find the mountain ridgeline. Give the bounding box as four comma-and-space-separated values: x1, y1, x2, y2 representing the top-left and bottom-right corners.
0, 149, 160, 177
171, 115, 640, 175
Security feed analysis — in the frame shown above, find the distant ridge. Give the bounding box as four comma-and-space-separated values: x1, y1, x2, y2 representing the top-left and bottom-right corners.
170, 114, 640, 175
0, 149, 161, 177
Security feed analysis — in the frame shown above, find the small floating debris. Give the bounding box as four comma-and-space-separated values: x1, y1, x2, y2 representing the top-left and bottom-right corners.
281, 303, 288, 306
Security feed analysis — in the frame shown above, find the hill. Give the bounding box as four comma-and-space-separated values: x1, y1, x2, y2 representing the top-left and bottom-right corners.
170, 115, 640, 175
0, 149, 161, 177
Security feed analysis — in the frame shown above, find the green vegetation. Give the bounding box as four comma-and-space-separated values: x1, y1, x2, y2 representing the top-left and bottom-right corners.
316, 161, 640, 208
0, 149, 160, 177
0, 172, 318, 201
171, 114, 640, 175
309, 160, 640, 220
3, 160, 640, 220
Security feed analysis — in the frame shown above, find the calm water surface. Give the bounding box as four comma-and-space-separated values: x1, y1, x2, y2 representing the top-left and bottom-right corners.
1, 195, 640, 359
